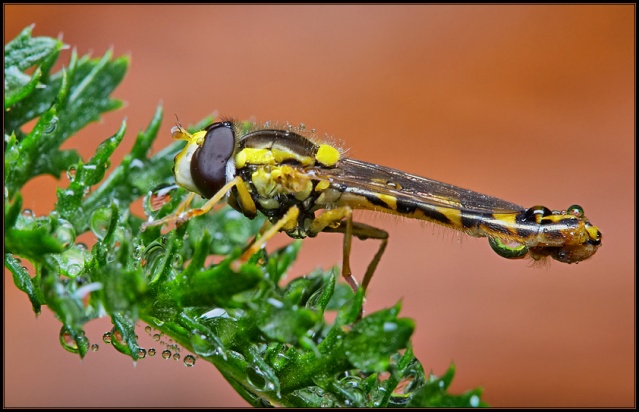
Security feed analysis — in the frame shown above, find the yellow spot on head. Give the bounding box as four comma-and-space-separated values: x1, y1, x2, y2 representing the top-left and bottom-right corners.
316, 144, 340, 167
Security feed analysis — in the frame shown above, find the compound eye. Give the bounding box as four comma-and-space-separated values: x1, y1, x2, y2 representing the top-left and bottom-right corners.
191, 122, 235, 198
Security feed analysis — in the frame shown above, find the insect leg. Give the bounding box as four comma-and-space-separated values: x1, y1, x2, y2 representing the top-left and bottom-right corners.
307, 207, 359, 292
140, 191, 196, 231
319, 216, 388, 293
350, 222, 388, 293
232, 205, 300, 269
141, 176, 245, 231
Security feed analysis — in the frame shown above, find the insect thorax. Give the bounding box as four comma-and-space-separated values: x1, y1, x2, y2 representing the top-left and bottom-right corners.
232, 164, 338, 239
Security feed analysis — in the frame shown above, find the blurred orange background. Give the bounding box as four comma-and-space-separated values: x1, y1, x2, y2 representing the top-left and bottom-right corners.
4, 5, 634, 407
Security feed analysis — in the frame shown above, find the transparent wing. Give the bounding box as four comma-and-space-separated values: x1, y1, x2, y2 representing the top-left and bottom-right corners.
319, 158, 524, 214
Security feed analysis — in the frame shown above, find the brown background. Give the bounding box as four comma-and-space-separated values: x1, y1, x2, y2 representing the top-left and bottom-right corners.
4, 5, 634, 408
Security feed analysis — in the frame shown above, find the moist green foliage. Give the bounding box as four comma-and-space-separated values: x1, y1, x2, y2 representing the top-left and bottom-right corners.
4, 26, 487, 407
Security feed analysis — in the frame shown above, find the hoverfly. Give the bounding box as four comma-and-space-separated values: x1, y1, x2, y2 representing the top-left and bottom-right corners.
142, 120, 602, 293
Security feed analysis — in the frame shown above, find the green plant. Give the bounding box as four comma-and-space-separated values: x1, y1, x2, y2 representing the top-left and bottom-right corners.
4, 26, 487, 407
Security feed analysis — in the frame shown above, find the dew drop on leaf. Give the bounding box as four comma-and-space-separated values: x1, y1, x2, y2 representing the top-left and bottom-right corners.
66, 165, 77, 181
90, 207, 112, 240
53, 219, 76, 249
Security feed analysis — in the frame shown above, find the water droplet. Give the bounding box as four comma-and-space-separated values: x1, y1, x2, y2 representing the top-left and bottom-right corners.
173, 353, 180, 361
142, 240, 167, 279
76, 242, 88, 251
59, 327, 86, 354
111, 328, 125, 345
172, 254, 183, 268
90, 207, 113, 241
298, 123, 306, 131
144, 325, 152, 333
52, 219, 76, 250
246, 366, 269, 391
21, 209, 34, 218
152, 333, 161, 342
45, 116, 58, 134
470, 395, 480, 407
132, 240, 145, 262
91, 343, 99, 352
162, 349, 172, 359
191, 333, 226, 360
102, 331, 112, 344
144, 183, 179, 214
183, 354, 196, 367
66, 165, 78, 181
148, 348, 156, 356
138, 348, 147, 358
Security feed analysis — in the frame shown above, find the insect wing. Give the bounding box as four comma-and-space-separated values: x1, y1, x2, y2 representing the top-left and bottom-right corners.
321, 158, 525, 214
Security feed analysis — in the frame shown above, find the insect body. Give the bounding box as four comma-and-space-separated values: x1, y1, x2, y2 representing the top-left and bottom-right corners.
143, 121, 602, 293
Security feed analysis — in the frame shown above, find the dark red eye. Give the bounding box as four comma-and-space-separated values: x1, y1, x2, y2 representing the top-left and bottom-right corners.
191, 122, 235, 199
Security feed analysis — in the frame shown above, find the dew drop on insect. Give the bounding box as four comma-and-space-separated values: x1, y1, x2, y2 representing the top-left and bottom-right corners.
102, 331, 112, 344
90, 207, 113, 241
21, 209, 34, 218
144, 325, 152, 334
183, 354, 196, 367
148, 348, 156, 356
298, 123, 306, 131
162, 349, 172, 359
173, 353, 180, 361
91, 343, 99, 352
152, 333, 161, 342
138, 348, 147, 359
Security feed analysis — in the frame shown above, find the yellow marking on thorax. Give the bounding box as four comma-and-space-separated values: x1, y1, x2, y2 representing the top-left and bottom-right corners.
251, 165, 313, 201
315, 180, 330, 191
316, 144, 340, 167
236, 148, 316, 169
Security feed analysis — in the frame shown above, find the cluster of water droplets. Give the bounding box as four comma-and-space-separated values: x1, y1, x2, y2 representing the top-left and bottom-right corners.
96, 323, 197, 367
